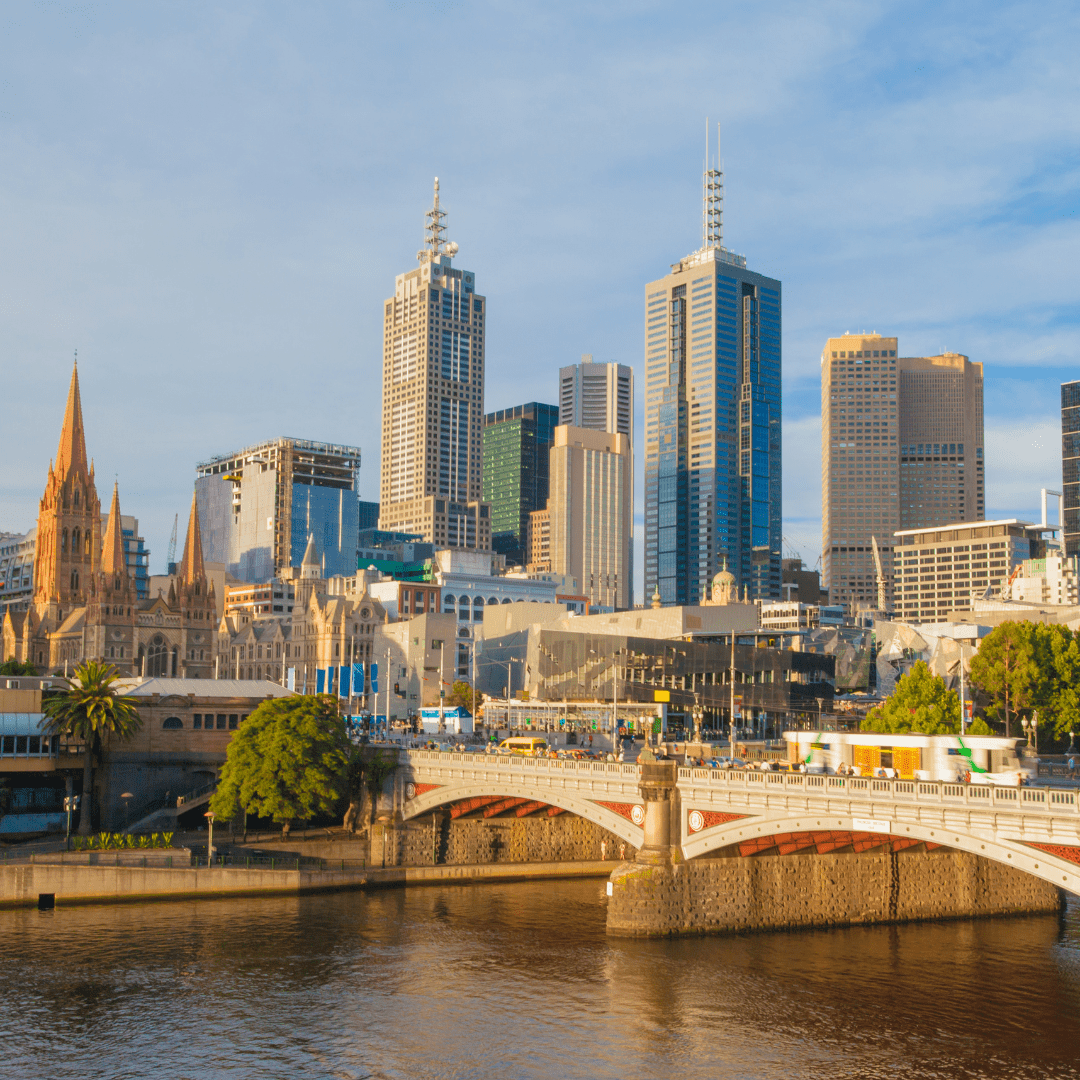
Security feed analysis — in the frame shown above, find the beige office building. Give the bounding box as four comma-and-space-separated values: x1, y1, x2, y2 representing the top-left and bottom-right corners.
821, 334, 983, 610
540, 425, 631, 610
378, 179, 491, 550
558, 356, 633, 439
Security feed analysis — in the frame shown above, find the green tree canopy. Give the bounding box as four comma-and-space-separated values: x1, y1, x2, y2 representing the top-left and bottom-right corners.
42, 660, 142, 835
863, 661, 962, 734
968, 621, 1039, 738
0, 659, 38, 676
210, 695, 352, 827
448, 679, 480, 714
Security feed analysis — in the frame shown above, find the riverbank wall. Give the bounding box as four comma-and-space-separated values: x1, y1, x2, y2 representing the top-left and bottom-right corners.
0, 858, 613, 908
606, 848, 1065, 937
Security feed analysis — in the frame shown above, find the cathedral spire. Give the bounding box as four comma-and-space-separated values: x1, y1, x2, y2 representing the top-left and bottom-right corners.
177, 491, 206, 585
55, 359, 89, 480
101, 482, 126, 575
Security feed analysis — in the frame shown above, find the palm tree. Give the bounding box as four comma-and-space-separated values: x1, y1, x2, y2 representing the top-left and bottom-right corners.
43, 660, 142, 835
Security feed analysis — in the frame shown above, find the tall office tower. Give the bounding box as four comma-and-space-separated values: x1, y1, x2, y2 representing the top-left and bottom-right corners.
196, 437, 362, 582
482, 402, 559, 565
821, 335, 984, 609
1065, 382, 1080, 557
643, 146, 781, 606
545, 425, 632, 610
378, 179, 491, 551
559, 357, 633, 439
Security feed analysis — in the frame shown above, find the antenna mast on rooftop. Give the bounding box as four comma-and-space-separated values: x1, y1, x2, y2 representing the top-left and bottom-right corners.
703, 120, 724, 251
418, 177, 457, 262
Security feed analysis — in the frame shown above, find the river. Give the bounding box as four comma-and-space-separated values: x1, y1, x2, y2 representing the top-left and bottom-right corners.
0, 881, 1077, 1079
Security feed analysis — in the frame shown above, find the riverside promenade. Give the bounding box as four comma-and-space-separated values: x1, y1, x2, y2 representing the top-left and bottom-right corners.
0, 850, 611, 908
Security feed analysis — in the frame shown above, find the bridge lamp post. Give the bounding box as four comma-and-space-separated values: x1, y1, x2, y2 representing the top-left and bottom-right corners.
204, 810, 216, 867
1069, 731, 1076, 754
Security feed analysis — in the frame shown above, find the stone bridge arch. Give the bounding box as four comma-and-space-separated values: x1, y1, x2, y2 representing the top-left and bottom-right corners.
682, 810, 1080, 895
398, 759, 646, 848
402, 781, 645, 847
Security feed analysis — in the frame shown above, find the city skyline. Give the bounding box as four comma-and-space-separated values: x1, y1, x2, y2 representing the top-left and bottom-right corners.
0, 6, 1076, 602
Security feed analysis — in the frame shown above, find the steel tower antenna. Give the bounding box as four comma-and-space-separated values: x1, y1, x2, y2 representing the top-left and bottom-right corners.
418, 176, 458, 262
704, 120, 724, 250
165, 513, 178, 574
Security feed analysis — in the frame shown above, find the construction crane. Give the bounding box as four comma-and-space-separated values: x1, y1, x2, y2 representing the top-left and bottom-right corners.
871, 535, 887, 613
165, 513, 178, 574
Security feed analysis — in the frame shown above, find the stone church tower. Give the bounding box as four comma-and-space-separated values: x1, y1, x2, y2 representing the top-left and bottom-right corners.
85, 481, 137, 667
33, 361, 102, 619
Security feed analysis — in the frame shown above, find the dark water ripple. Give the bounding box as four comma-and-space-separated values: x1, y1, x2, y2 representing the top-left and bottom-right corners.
0, 882, 1077, 1079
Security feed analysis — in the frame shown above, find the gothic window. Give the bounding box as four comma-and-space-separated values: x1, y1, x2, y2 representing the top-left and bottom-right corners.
146, 634, 169, 677
62, 529, 68, 553
195, 582, 200, 596
72, 528, 80, 554
114, 575, 121, 591
70, 570, 79, 592
73, 489, 79, 508
84, 532, 91, 554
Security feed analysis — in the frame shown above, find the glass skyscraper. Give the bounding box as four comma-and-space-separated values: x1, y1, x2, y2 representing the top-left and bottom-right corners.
1064, 380, 1080, 558
643, 163, 781, 605
482, 402, 559, 565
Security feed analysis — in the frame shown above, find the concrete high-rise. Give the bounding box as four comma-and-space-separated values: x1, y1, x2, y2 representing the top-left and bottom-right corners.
820, 334, 984, 609
544, 425, 631, 611
482, 402, 559, 566
559, 357, 633, 440
1063, 380, 1080, 557
377, 179, 491, 552
643, 148, 781, 606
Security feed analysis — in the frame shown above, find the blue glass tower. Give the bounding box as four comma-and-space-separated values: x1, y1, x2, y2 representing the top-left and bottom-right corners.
643, 158, 781, 604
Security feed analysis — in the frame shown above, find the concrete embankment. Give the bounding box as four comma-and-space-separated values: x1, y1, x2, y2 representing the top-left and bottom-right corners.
606, 849, 1065, 937
0, 857, 613, 909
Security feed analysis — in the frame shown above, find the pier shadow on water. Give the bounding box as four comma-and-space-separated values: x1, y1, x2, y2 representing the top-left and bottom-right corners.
0, 882, 1077, 1079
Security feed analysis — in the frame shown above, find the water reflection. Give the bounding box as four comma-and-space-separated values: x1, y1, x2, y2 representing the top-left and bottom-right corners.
0, 883, 1076, 1079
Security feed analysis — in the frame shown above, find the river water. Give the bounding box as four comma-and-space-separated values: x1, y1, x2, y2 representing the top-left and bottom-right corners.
0, 881, 1077, 1079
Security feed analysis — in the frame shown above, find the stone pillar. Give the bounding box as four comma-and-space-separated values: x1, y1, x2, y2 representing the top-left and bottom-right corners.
636, 760, 678, 865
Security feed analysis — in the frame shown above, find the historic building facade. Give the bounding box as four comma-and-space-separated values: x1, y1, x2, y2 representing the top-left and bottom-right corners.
215, 534, 387, 693
3, 363, 214, 677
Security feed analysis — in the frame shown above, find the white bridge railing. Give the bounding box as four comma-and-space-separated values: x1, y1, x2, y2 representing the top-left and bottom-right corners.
677, 766, 1080, 817
402, 751, 1080, 820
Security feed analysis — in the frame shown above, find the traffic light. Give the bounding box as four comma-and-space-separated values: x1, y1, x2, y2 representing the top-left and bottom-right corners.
394, 682, 405, 698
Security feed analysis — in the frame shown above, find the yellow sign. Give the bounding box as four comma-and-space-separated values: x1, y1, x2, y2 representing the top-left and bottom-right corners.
653, 690, 670, 702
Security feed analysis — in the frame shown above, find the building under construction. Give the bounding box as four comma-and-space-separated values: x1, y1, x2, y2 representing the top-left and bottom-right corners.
195, 437, 363, 583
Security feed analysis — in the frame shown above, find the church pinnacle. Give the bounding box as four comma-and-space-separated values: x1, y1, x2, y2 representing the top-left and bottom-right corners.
55, 359, 89, 481
177, 491, 207, 586
101, 482, 127, 576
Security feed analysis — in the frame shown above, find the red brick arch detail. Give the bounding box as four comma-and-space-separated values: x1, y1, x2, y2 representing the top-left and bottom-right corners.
1025, 842, 1080, 866
687, 810, 749, 833
407, 782, 442, 800
593, 800, 643, 823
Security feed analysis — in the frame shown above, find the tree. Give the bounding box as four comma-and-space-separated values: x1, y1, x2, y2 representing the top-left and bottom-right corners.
42, 660, 142, 835
0, 659, 38, 676
448, 679, 480, 715
863, 661, 962, 734
968, 621, 1039, 737
210, 695, 352, 831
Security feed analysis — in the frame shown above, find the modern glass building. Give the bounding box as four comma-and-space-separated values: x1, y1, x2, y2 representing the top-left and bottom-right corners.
196, 437, 362, 582
1064, 380, 1080, 558
482, 402, 559, 565
643, 161, 781, 606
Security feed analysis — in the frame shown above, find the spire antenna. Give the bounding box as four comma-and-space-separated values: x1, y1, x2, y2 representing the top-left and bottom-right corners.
418, 176, 457, 262
704, 120, 724, 251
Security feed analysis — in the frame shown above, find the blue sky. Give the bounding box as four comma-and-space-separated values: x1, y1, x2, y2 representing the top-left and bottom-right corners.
1, 1, 1077, 598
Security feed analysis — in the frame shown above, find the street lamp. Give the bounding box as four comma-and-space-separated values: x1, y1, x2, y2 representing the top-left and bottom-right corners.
121, 791, 134, 831
691, 703, 703, 748
1069, 730, 1076, 754
204, 810, 216, 867
1021, 717, 1034, 752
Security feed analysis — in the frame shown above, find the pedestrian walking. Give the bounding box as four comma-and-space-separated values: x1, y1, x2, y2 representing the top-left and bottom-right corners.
1069, 755, 1076, 779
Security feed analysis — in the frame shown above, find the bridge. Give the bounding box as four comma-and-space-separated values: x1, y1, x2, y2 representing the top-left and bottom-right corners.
397, 749, 1080, 896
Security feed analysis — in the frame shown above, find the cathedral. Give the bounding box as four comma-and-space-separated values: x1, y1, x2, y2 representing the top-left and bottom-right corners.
3, 363, 215, 677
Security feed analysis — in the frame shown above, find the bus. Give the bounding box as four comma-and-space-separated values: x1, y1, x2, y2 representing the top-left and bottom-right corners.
782, 731, 1034, 785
